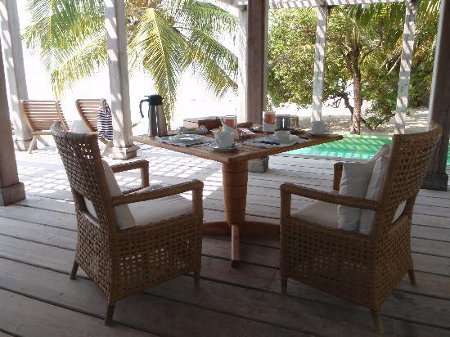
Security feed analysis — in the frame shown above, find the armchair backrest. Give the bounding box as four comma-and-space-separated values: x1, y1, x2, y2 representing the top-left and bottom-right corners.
21, 100, 68, 133
75, 98, 107, 132
374, 124, 442, 235
51, 122, 117, 237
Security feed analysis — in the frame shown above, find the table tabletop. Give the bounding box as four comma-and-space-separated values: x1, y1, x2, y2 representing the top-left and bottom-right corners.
132, 133, 343, 164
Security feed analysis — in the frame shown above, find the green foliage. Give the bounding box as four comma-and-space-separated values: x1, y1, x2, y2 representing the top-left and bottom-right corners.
23, 0, 238, 121
409, 2, 439, 107
268, 9, 316, 106
268, 3, 439, 130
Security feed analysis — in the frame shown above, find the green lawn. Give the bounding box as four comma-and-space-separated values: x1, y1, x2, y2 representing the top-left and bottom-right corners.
289, 134, 450, 165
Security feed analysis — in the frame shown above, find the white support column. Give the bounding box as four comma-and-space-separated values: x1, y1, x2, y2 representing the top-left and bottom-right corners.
237, 6, 248, 123
104, 0, 137, 159
423, 0, 450, 191
311, 5, 327, 122
0, 38, 25, 205
0, 0, 32, 151
394, 0, 418, 134
246, 0, 268, 124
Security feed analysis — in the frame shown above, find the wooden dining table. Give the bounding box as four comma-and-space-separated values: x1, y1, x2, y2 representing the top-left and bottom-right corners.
132, 132, 343, 266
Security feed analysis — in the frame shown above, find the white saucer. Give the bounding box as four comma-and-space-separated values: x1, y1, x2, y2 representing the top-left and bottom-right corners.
210, 143, 239, 152
267, 134, 299, 144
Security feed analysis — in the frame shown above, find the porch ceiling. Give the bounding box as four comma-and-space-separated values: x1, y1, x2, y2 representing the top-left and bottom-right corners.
223, 0, 405, 9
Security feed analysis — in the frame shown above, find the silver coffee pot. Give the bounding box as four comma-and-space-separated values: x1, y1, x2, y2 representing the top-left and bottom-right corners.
139, 94, 168, 137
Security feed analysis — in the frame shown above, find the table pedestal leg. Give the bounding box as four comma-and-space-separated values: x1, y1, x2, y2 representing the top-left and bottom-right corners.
222, 162, 248, 267
202, 161, 278, 267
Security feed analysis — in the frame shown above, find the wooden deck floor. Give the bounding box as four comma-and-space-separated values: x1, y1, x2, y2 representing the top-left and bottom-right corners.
1, 144, 450, 337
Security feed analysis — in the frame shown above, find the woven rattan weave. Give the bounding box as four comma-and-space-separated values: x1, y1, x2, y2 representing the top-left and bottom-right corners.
280, 124, 442, 333
51, 122, 203, 325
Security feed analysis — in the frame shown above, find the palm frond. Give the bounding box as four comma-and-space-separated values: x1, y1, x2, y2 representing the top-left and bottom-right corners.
129, 7, 188, 113
24, 0, 104, 51
45, 31, 107, 96
25, 0, 239, 120
177, 0, 237, 36
186, 28, 237, 96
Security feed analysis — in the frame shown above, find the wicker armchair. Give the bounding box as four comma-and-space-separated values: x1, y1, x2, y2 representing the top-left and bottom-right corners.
21, 100, 68, 153
280, 124, 442, 333
51, 122, 203, 325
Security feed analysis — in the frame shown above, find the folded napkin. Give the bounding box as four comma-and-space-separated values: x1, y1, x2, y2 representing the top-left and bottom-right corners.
156, 135, 213, 147
244, 136, 307, 148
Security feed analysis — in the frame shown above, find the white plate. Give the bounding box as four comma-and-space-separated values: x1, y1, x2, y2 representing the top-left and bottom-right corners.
267, 134, 299, 144
170, 134, 204, 143
210, 143, 239, 152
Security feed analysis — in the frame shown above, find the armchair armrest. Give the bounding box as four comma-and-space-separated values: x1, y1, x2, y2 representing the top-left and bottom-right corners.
281, 183, 379, 210
110, 160, 149, 189
112, 180, 204, 215
333, 162, 343, 191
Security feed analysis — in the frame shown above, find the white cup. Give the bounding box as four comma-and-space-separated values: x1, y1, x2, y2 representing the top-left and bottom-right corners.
274, 130, 290, 141
311, 121, 327, 134
215, 131, 234, 148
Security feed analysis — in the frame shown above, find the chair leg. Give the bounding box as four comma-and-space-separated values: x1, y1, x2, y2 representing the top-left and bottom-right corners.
99, 138, 110, 145
281, 277, 287, 294
408, 269, 417, 286
27, 137, 37, 154
371, 310, 384, 335
70, 261, 79, 280
105, 304, 115, 326
101, 140, 113, 156
37, 135, 49, 146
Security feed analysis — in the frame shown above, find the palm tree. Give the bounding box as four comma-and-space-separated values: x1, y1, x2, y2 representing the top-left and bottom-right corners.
23, 0, 238, 121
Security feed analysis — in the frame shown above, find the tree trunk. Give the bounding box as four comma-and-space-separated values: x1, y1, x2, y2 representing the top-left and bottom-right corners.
351, 69, 363, 134
343, 27, 363, 135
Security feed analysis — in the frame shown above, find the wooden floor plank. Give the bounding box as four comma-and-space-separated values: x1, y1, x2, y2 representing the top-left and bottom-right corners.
6, 147, 450, 337
1, 216, 449, 280
0, 289, 154, 337
1, 232, 449, 334
412, 238, 450, 258
14, 157, 450, 216
2, 256, 450, 337
0, 259, 311, 337
13, 190, 450, 238
412, 226, 450, 243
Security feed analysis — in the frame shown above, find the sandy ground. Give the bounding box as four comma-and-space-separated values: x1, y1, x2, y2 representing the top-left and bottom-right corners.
304, 108, 430, 136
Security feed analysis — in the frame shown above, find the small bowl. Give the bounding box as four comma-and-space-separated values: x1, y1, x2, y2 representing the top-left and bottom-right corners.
274, 130, 291, 141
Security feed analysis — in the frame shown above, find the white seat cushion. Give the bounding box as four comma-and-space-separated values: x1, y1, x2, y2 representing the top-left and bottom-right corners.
84, 162, 191, 229
102, 160, 136, 229
84, 160, 135, 229
128, 194, 193, 226
292, 201, 338, 228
